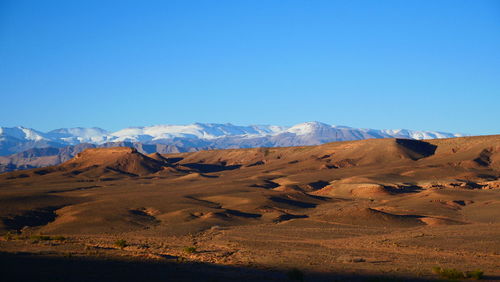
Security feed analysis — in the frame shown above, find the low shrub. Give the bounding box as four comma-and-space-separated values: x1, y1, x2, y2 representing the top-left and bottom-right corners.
465, 270, 484, 280
183, 246, 197, 254
52, 235, 66, 241
30, 235, 52, 241
3, 232, 16, 241
432, 266, 484, 280
114, 239, 128, 249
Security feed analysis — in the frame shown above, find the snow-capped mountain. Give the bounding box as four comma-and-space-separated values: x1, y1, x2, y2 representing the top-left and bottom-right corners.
378, 129, 460, 140
0, 126, 63, 156
0, 122, 465, 157
47, 127, 111, 144
0, 126, 48, 142
110, 123, 286, 142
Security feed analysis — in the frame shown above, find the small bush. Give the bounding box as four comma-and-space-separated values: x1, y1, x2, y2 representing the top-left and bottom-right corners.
432, 266, 484, 280
287, 268, 304, 281
3, 232, 15, 241
52, 235, 66, 241
465, 270, 484, 280
183, 246, 197, 254
30, 235, 52, 241
114, 239, 128, 249
433, 266, 464, 279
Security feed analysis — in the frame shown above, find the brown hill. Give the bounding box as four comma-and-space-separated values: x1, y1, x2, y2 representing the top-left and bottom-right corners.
0, 147, 172, 179
60, 147, 166, 177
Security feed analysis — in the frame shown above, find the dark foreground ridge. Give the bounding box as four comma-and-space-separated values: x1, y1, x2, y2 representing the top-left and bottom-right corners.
0, 252, 441, 282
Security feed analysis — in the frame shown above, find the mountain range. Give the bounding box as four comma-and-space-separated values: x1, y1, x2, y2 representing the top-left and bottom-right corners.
0, 122, 464, 172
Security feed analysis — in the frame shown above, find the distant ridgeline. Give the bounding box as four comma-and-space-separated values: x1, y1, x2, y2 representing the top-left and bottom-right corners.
0, 122, 464, 172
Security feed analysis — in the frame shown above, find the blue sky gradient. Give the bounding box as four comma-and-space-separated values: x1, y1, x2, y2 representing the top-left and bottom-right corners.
0, 0, 499, 134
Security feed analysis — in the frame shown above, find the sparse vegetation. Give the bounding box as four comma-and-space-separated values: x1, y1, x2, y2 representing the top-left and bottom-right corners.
3, 232, 65, 242
52, 235, 66, 241
287, 268, 304, 281
183, 246, 197, 254
465, 270, 484, 280
432, 266, 484, 280
114, 239, 128, 249
30, 234, 66, 242
30, 234, 52, 241
3, 231, 17, 241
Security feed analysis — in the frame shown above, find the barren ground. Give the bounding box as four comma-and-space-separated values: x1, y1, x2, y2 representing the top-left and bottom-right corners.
1, 136, 499, 281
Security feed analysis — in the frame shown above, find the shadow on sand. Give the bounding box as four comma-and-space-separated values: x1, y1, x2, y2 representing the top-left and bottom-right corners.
181, 163, 241, 173
0, 251, 448, 282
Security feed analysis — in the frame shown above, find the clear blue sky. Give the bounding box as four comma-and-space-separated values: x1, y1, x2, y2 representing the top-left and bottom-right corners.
1, 0, 499, 135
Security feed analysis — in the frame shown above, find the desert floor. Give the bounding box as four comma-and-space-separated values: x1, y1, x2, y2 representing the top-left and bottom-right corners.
1, 136, 499, 281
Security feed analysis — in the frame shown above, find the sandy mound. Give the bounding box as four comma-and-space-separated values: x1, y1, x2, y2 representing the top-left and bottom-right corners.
350, 184, 393, 198
271, 177, 300, 186
272, 185, 303, 192
314, 179, 392, 199
170, 172, 217, 180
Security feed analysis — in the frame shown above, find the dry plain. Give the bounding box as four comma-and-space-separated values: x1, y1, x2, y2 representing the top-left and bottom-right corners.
0, 136, 499, 281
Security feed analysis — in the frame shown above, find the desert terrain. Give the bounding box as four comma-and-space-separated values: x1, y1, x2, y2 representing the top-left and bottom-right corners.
0, 135, 499, 281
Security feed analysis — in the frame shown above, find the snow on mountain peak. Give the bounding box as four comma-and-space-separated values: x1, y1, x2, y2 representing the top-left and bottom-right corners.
379, 129, 465, 140
0, 122, 466, 156
47, 127, 110, 144
0, 126, 47, 141
285, 121, 332, 135
109, 123, 290, 142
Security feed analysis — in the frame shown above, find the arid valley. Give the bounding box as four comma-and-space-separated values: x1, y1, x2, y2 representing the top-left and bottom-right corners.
1, 135, 499, 281
3, 1, 499, 281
